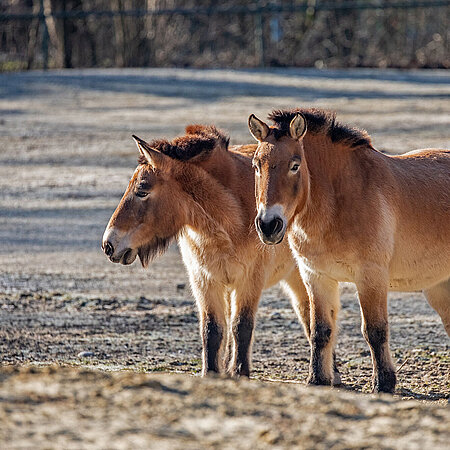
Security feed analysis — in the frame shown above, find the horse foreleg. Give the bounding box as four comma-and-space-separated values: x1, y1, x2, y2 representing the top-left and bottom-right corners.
302, 271, 340, 387
228, 285, 262, 378
356, 268, 396, 393
192, 279, 227, 376
281, 268, 341, 385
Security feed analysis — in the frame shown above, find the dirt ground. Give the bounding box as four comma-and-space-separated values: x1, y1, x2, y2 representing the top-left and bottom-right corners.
0, 68, 449, 448
1, 366, 449, 450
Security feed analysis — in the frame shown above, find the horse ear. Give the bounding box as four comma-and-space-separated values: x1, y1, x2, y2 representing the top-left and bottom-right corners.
132, 135, 166, 168
248, 114, 269, 142
289, 113, 307, 140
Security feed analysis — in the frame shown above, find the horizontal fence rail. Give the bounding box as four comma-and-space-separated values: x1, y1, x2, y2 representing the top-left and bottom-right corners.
2, 1, 450, 21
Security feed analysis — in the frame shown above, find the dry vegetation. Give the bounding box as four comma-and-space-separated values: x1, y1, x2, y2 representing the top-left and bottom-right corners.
1, 0, 449, 71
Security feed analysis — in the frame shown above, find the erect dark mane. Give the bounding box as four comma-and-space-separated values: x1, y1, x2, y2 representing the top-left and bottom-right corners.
185, 124, 230, 148
268, 108, 371, 148
137, 125, 230, 164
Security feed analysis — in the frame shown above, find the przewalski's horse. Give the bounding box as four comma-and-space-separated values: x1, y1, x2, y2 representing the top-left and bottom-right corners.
102, 125, 314, 378
248, 108, 450, 393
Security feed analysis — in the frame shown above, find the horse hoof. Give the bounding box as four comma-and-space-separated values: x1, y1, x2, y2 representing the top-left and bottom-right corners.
332, 371, 342, 386
307, 374, 332, 386
372, 384, 395, 394
372, 370, 396, 394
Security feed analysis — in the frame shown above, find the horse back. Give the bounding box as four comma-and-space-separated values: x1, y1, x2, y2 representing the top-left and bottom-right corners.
388, 149, 450, 223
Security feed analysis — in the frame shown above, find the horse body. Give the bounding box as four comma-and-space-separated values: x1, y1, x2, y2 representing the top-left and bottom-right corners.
102, 126, 311, 378
249, 108, 449, 393
290, 140, 450, 291
386, 151, 450, 290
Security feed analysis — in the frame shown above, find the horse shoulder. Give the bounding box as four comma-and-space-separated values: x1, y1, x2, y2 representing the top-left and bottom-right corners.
289, 149, 398, 281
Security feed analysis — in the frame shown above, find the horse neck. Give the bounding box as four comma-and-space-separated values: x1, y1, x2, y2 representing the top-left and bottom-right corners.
297, 133, 354, 231
177, 150, 247, 243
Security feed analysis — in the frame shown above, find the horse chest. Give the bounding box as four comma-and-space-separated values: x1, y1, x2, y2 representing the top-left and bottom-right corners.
288, 228, 355, 282
178, 231, 240, 285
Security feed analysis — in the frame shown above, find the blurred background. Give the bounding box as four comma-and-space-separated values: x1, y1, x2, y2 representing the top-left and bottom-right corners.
1, 0, 449, 72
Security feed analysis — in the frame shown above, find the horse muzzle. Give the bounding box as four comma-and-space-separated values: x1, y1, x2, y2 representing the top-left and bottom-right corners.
255, 209, 287, 245
102, 228, 138, 265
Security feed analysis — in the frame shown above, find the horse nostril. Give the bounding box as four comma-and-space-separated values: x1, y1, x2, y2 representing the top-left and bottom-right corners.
257, 217, 284, 237
104, 241, 114, 257
267, 217, 283, 236
272, 218, 284, 235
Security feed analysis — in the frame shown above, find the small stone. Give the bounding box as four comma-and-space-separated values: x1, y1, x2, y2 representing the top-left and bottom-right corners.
78, 351, 94, 358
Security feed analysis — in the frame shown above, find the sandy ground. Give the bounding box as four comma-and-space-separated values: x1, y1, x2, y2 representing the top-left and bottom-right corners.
0, 366, 449, 449
0, 68, 449, 448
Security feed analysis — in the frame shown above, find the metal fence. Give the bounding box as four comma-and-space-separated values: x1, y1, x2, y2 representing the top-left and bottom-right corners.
1, 0, 449, 70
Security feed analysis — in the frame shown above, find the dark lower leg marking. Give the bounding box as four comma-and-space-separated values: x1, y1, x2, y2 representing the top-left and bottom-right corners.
364, 324, 396, 393
308, 322, 332, 386
231, 310, 254, 377
203, 314, 223, 373
332, 351, 342, 386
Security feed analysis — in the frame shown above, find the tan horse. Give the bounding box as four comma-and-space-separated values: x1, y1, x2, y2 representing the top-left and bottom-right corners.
102, 125, 314, 378
248, 108, 450, 393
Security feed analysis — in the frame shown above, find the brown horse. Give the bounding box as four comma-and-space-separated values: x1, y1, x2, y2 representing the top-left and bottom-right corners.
248, 108, 450, 393
102, 125, 314, 378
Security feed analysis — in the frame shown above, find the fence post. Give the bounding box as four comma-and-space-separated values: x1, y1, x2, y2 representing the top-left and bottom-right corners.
39, 0, 49, 70
254, 12, 265, 68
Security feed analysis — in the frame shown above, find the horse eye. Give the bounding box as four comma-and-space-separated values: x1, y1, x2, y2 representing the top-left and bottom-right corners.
290, 163, 300, 172
136, 191, 149, 198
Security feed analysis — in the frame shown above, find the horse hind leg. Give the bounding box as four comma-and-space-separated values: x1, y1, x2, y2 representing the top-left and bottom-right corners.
424, 278, 450, 337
